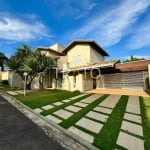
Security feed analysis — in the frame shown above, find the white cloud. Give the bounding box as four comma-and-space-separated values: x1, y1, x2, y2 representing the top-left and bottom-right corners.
0, 13, 50, 41
68, 0, 150, 47
45, 0, 96, 19
74, 0, 97, 19
127, 21, 150, 49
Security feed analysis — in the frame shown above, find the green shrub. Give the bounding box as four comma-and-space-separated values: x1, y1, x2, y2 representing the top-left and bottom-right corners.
1, 80, 9, 85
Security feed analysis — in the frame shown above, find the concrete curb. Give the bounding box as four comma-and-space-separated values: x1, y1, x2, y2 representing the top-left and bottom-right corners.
0, 91, 100, 150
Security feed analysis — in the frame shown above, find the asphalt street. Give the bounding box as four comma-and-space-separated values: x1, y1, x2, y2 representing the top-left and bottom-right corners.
0, 95, 66, 150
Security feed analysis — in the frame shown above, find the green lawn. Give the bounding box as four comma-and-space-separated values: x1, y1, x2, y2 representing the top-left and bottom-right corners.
140, 97, 150, 150
14, 89, 80, 108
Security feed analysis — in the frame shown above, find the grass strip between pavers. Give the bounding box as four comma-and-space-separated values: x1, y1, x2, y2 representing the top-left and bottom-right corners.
140, 96, 150, 150
41, 94, 93, 116
93, 95, 128, 150
60, 94, 109, 128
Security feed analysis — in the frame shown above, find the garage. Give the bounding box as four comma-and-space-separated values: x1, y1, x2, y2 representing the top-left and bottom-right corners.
103, 71, 148, 90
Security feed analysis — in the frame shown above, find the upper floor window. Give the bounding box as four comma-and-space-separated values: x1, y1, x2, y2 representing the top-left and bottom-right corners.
73, 55, 81, 65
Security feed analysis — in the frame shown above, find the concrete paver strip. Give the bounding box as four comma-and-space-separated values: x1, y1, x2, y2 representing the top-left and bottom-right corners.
69, 93, 88, 100
53, 109, 73, 119
65, 105, 82, 112
99, 95, 121, 108
76, 117, 103, 133
69, 126, 94, 143
6, 91, 18, 95
121, 121, 143, 136
117, 131, 144, 150
15, 91, 24, 94
124, 113, 142, 124
126, 96, 140, 114
94, 106, 112, 114
74, 102, 88, 107
33, 108, 43, 113
86, 111, 108, 122
62, 99, 71, 103
53, 102, 64, 106
42, 104, 54, 110
46, 114, 62, 124
80, 94, 101, 103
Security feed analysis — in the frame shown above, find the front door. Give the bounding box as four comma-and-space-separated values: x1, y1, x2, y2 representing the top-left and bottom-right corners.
93, 78, 96, 89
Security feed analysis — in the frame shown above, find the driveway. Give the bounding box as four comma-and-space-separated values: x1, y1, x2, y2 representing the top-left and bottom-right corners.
0, 95, 65, 150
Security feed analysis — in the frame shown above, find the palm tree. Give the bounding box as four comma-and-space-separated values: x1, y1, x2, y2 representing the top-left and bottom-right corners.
0, 52, 8, 71
34, 51, 55, 89
8, 44, 55, 90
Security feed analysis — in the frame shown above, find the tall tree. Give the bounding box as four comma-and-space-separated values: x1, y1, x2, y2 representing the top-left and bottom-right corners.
7, 44, 55, 89
0, 52, 8, 71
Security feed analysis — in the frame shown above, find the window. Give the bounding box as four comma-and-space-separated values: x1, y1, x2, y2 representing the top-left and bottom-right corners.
73, 55, 81, 65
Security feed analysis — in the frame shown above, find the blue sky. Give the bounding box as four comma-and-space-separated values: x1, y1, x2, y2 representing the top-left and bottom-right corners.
0, 0, 150, 61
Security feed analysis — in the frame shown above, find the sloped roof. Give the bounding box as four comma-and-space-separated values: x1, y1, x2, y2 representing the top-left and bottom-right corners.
36, 47, 64, 56
62, 59, 119, 72
62, 40, 109, 56
115, 60, 150, 72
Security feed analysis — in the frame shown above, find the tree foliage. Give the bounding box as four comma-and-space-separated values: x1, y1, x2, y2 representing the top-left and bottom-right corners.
123, 55, 146, 63
0, 52, 8, 71
7, 44, 55, 89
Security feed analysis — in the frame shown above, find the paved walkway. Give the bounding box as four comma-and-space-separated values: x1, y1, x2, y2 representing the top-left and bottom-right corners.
0, 95, 65, 150
87, 88, 150, 97
31, 94, 145, 149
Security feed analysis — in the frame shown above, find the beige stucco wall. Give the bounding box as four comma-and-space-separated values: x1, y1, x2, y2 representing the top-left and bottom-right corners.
62, 74, 70, 90
8, 71, 22, 88
62, 73, 84, 92
70, 74, 84, 92
90, 47, 104, 63
57, 56, 67, 69
50, 43, 64, 52
41, 50, 60, 58
67, 44, 105, 68
67, 44, 91, 68
0, 71, 9, 81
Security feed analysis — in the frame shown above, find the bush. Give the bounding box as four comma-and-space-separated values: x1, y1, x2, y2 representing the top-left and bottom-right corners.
1, 80, 9, 85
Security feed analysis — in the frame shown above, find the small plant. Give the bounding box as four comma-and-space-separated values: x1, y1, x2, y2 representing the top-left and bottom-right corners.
1, 80, 9, 85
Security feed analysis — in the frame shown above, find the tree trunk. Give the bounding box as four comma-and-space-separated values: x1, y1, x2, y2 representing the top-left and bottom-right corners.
26, 83, 31, 90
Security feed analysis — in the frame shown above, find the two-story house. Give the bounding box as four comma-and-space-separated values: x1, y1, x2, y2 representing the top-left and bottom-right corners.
36, 40, 150, 92
8, 39, 150, 92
